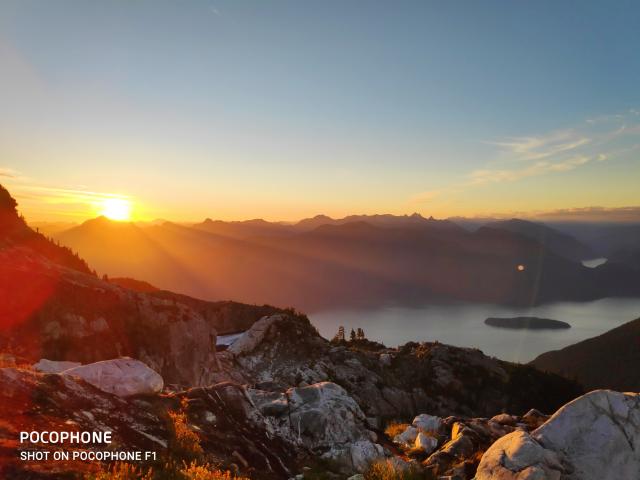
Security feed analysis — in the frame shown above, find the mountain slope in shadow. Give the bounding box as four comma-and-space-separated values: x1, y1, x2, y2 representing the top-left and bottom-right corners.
53, 211, 640, 311
531, 316, 640, 391
484, 218, 595, 262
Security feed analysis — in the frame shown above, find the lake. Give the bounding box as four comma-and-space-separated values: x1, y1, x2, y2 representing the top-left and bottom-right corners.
311, 297, 640, 363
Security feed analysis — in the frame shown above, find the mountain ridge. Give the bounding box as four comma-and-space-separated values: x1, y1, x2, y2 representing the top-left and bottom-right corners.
51, 211, 640, 311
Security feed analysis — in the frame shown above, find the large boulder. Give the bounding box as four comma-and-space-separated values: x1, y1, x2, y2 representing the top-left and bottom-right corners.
476, 390, 640, 480
62, 358, 163, 397
475, 430, 564, 479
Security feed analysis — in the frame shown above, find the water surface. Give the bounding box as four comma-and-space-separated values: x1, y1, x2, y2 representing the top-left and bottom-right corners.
311, 298, 640, 363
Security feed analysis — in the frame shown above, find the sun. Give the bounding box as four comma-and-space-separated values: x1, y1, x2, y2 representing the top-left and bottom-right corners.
100, 197, 131, 221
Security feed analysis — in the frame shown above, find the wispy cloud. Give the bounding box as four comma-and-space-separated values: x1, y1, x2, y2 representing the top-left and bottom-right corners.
467, 155, 591, 186
409, 109, 640, 209
486, 130, 591, 162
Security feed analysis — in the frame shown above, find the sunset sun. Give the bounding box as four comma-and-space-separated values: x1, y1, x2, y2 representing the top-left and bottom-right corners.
100, 197, 131, 221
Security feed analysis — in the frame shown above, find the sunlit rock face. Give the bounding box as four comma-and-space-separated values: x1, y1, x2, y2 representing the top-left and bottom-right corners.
62, 358, 164, 397
476, 390, 640, 480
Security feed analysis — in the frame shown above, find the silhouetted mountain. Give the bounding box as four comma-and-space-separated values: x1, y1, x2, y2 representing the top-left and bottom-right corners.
609, 247, 640, 270
192, 217, 293, 239
531, 317, 640, 391
295, 212, 463, 232
447, 216, 501, 231
293, 214, 335, 231
544, 222, 640, 257
54, 212, 640, 311
484, 219, 595, 262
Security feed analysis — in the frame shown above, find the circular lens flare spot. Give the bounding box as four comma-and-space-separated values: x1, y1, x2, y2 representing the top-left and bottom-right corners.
517, 264, 525, 272
100, 198, 131, 221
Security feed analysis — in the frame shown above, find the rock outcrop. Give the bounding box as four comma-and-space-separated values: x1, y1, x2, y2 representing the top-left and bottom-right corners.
222, 314, 583, 425
0, 366, 298, 479
386, 409, 549, 479
62, 357, 164, 397
476, 390, 640, 480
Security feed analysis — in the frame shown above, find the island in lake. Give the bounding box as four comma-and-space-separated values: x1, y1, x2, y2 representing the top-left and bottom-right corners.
485, 316, 571, 330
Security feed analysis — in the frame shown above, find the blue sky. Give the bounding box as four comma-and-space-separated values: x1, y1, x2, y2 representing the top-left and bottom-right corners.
1, 0, 639, 221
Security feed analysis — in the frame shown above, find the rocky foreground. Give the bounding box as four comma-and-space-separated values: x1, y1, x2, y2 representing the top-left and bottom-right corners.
5, 313, 635, 480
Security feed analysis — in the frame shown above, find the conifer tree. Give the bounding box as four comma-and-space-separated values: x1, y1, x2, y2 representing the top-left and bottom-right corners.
332, 326, 345, 342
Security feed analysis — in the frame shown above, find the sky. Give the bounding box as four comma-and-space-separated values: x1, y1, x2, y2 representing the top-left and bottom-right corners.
1, 0, 639, 223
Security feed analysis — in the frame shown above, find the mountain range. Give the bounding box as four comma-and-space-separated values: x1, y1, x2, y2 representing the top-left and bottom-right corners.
51, 212, 640, 311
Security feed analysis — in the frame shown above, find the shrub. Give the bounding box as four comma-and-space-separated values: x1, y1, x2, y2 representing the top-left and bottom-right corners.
87, 461, 250, 480
180, 461, 249, 480
88, 462, 153, 480
168, 399, 203, 460
384, 422, 410, 439
364, 459, 432, 480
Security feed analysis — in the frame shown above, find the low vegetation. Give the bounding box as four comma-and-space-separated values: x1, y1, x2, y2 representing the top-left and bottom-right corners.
364, 459, 434, 480
384, 422, 410, 439
168, 399, 204, 460
86, 399, 249, 480
88, 461, 248, 480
